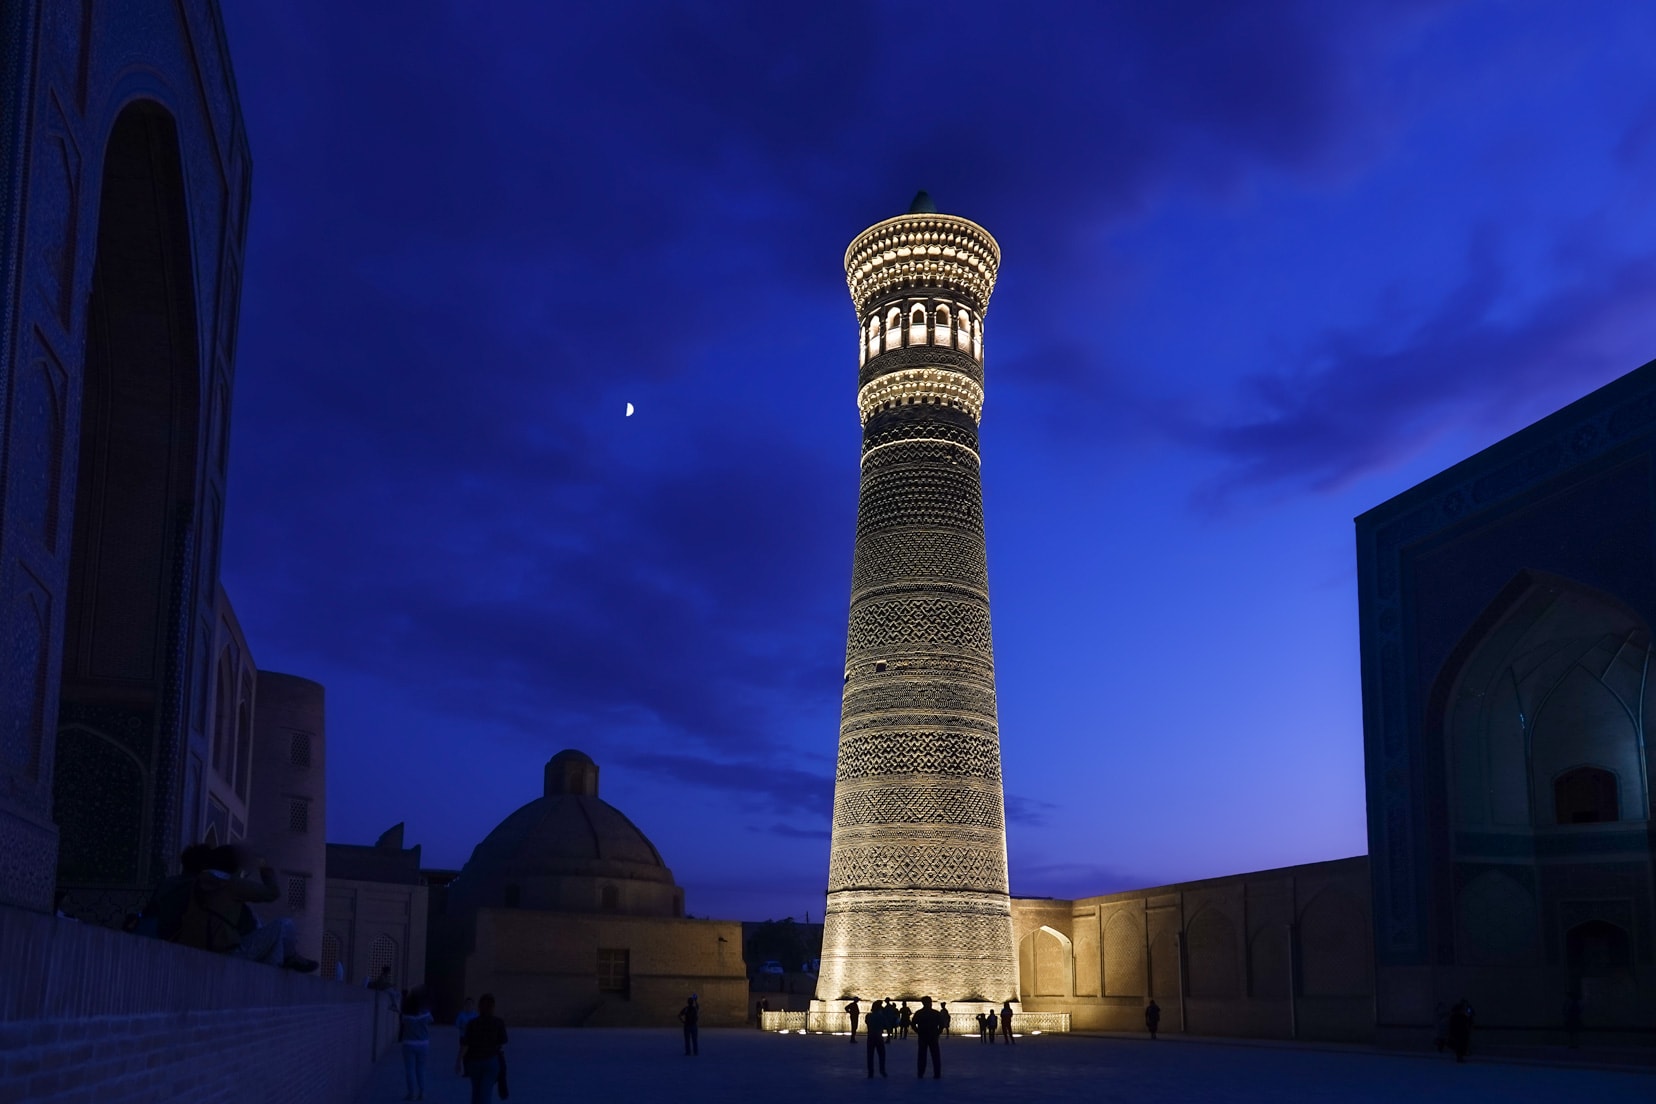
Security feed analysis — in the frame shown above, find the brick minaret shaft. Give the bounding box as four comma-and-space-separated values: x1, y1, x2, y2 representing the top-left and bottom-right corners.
815, 193, 1015, 1004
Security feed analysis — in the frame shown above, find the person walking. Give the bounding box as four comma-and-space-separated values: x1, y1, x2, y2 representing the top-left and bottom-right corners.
865, 1000, 893, 1078
453, 997, 478, 1075
986, 1008, 999, 1044
1001, 1000, 1016, 1044
898, 1000, 912, 1040
912, 997, 945, 1079
939, 1002, 950, 1036
679, 994, 700, 1056
1446, 997, 1474, 1063
975, 1012, 987, 1042
1145, 999, 1161, 1040
399, 988, 434, 1102
845, 997, 861, 1042
459, 993, 508, 1104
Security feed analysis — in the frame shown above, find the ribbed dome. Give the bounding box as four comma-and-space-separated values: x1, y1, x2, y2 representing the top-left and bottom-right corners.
445, 750, 682, 917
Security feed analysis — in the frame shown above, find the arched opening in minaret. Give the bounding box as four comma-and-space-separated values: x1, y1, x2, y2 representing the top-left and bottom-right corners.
909, 303, 927, 346
935, 304, 952, 348
884, 307, 902, 352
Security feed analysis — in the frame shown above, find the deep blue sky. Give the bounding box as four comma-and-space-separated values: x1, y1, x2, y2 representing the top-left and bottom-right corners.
217, 1, 1656, 920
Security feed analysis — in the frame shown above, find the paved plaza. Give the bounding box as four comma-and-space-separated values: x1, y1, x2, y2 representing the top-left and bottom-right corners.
353, 1028, 1656, 1103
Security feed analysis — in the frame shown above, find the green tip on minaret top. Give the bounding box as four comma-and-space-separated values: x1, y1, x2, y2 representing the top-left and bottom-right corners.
907, 190, 938, 214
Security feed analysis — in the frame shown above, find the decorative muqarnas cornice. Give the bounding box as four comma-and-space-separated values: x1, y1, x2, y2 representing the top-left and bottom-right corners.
845, 213, 1001, 317
857, 368, 984, 425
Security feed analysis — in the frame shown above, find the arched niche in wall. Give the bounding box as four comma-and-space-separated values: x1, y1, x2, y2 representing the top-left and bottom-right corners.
1102, 909, 1145, 997
1434, 571, 1653, 834
51, 726, 144, 889
54, 99, 203, 905
1017, 925, 1073, 999
1184, 908, 1239, 999
1148, 926, 1179, 1001
1298, 889, 1371, 997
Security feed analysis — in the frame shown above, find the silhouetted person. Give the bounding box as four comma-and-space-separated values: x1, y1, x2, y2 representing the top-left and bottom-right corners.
368, 966, 395, 990
845, 997, 861, 1042
176, 844, 315, 970
912, 997, 944, 1079
679, 994, 700, 1055
1563, 994, 1583, 1049
460, 993, 507, 1104
939, 1002, 950, 1035
137, 842, 213, 940
976, 1012, 987, 1041
1447, 998, 1474, 1063
1001, 1000, 1015, 1043
453, 997, 477, 1075
898, 1000, 912, 1040
1145, 1000, 1161, 1040
400, 987, 433, 1101
986, 1008, 999, 1043
865, 1000, 894, 1077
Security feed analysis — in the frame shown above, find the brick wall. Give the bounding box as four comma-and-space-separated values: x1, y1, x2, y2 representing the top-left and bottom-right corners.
1012, 856, 1375, 1043
0, 903, 396, 1103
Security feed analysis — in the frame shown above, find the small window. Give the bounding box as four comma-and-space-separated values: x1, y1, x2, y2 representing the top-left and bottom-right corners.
290, 733, 312, 769
320, 930, 344, 979
1555, 767, 1619, 825
287, 875, 308, 912
874, 661, 887, 673
598, 948, 630, 994
504, 883, 521, 908
369, 933, 398, 983
287, 799, 309, 833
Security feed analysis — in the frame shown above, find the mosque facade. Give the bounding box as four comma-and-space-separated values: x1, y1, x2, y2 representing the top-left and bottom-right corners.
814, 195, 1018, 1010
0, 0, 333, 950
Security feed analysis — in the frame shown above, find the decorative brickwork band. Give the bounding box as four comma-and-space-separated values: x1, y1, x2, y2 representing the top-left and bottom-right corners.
816, 199, 1017, 1006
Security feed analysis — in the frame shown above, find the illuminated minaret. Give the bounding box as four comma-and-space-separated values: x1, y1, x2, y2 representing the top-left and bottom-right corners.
814, 193, 1015, 1007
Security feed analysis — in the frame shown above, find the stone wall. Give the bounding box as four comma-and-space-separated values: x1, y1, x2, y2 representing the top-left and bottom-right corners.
450, 908, 749, 1027
0, 903, 395, 1103
1011, 856, 1373, 1043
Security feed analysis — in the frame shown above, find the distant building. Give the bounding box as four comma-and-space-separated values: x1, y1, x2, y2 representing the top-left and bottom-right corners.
324, 824, 429, 991
425, 750, 746, 1025
247, 673, 328, 963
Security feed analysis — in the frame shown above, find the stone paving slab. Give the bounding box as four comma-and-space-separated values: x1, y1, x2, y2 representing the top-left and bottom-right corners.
354, 1028, 1656, 1104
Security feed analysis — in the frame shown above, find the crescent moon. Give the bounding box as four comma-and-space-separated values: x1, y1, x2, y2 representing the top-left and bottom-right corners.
625, 402, 635, 417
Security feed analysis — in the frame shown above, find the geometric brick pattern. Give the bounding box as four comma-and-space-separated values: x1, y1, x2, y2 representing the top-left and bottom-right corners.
846, 596, 993, 655
833, 784, 1004, 829
851, 527, 988, 595
818, 204, 1016, 1005
833, 730, 1003, 782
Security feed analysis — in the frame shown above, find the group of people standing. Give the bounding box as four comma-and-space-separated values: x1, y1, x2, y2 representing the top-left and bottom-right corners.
972, 1003, 1017, 1043
848, 996, 949, 1078
843, 996, 1018, 1078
